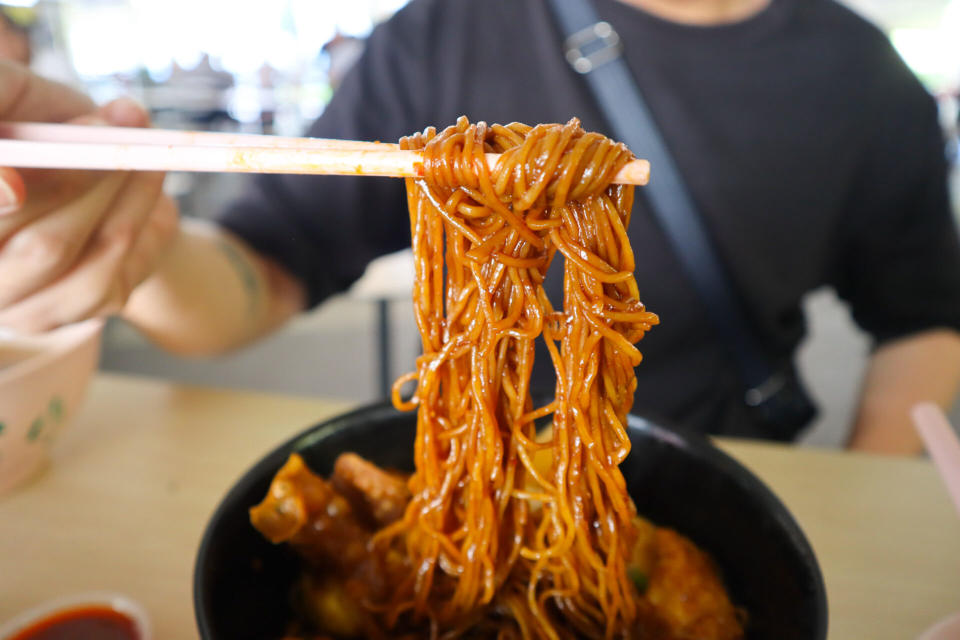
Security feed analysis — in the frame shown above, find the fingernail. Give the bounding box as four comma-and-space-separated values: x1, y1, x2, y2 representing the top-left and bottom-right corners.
0, 184, 20, 217
0, 180, 16, 211
0, 168, 25, 215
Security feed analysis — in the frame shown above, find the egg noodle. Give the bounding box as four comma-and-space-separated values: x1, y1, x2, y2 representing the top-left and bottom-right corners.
378, 117, 659, 639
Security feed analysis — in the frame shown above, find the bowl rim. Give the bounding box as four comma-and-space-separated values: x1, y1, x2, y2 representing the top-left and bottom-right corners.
0, 319, 104, 386
193, 401, 828, 639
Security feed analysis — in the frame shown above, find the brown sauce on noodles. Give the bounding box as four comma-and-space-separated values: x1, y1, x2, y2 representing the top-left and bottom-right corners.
251, 118, 744, 640
382, 117, 658, 638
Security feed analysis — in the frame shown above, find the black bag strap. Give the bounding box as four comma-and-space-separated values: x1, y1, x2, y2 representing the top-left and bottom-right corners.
547, 0, 785, 407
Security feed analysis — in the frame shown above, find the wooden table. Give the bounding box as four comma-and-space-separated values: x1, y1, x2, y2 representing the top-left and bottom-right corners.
2, 374, 958, 639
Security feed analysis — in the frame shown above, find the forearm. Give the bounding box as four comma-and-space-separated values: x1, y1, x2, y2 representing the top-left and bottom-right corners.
121, 219, 305, 355
847, 329, 960, 455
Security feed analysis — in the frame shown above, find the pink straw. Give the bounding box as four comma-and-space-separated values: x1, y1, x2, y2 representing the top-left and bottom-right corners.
911, 402, 960, 517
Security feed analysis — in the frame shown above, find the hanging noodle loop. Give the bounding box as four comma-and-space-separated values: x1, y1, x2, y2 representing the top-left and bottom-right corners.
378, 117, 659, 639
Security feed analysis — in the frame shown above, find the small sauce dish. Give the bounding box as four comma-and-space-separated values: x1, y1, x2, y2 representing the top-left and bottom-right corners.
0, 592, 150, 640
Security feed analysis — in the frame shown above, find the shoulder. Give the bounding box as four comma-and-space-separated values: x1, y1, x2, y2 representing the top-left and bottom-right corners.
794, 1, 919, 87
367, 0, 551, 86
379, 0, 534, 33
372, 0, 544, 52
789, 0, 932, 116
794, 0, 891, 46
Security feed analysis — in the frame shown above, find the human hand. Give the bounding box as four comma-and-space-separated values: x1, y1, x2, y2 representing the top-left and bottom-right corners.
0, 62, 179, 332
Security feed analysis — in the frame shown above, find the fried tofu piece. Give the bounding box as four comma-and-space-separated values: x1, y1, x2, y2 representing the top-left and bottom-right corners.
628, 516, 658, 580
643, 527, 744, 640
249, 453, 370, 571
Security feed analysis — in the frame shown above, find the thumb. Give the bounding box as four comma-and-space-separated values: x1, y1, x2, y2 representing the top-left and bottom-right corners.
98, 97, 151, 128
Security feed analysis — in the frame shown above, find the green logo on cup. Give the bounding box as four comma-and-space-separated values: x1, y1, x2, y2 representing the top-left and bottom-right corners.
49, 396, 64, 422
27, 417, 44, 442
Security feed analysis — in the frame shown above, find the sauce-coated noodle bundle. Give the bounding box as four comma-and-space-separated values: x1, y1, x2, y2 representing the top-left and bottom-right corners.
379, 117, 659, 639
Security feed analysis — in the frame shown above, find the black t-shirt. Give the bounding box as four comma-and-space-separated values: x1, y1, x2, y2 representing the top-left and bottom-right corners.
219, 0, 960, 438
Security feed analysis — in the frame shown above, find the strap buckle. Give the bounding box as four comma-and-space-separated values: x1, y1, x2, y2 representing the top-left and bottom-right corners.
563, 21, 623, 74
744, 371, 787, 407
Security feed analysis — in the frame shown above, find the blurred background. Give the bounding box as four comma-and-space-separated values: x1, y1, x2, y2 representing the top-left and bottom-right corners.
4, 0, 959, 445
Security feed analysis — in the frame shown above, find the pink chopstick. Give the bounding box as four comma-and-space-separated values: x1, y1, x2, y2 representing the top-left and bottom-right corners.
0, 122, 651, 184
911, 402, 960, 517
0, 122, 396, 150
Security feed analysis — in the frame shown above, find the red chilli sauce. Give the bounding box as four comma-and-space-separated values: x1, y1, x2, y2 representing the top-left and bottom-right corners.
8, 606, 138, 640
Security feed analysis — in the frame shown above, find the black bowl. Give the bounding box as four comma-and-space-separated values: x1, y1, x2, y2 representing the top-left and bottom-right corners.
194, 403, 828, 639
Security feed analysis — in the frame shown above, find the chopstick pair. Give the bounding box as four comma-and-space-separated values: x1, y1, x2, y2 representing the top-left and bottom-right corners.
0, 122, 651, 185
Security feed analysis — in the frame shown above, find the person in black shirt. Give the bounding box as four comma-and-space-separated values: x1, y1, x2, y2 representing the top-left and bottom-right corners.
1, 0, 959, 453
